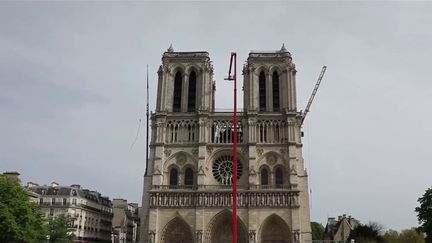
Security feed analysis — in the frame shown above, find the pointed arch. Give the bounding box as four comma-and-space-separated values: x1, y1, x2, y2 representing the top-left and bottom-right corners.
161, 216, 194, 243
260, 214, 292, 243
205, 209, 248, 243
163, 151, 197, 172
256, 151, 285, 168
259, 71, 266, 112
173, 71, 183, 112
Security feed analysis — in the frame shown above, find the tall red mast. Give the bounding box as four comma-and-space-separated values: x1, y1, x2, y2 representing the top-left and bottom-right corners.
226, 52, 238, 243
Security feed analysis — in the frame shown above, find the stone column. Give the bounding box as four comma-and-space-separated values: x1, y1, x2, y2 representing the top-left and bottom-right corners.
182, 73, 189, 112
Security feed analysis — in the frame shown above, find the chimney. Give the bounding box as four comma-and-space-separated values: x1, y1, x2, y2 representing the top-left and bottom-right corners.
27, 182, 39, 188
71, 184, 81, 189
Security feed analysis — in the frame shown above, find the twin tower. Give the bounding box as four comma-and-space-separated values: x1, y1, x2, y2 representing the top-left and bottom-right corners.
141, 45, 312, 243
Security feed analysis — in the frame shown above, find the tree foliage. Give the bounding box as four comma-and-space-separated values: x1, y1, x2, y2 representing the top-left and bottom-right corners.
348, 222, 384, 243
47, 214, 75, 242
416, 187, 432, 243
311, 221, 325, 240
0, 175, 46, 243
383, 228, 425, 243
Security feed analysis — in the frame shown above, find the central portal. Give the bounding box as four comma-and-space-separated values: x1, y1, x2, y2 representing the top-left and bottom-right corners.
207, 210, 248, 243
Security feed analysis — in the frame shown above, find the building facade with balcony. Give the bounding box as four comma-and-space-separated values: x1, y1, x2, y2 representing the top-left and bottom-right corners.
112, 199, 140, 243
28, 183, 113, 242
141, 45, 312, 243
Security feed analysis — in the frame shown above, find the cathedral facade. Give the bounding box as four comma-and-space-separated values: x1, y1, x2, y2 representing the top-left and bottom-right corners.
141, 45, 312, 243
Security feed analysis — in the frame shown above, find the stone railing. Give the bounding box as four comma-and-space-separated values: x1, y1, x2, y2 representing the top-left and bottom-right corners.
151, 184, 293, 190
149, 190, 300, 208
255, 118, 292, 144
165, 118, 199, 144
210, 119, 244, 144
160, 113, 298, 145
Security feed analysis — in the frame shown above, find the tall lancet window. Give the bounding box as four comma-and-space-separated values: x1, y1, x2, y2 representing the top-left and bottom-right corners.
184, 168, 194, 186
272, 71, 280, 112
261, 168, 269, 186
187, 71, 197, 112
259, 71, 266, 112
169, 168, 178, 187
275, 167, 283, 186
173, 71, 182, 112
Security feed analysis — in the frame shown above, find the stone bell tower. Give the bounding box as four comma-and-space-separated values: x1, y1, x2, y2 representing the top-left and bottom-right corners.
141, 45, 312, 243
155, 44, 215, 113
241, 44, 312, 243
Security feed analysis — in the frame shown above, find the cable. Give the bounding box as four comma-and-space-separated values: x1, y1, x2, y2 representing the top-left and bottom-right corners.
130, 118, 141, 150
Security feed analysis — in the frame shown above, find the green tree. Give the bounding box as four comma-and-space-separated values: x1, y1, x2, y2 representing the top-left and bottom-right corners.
399, 228, 425, 243
416, 187, 432, 243
47, 214, 75, 242
383, 228, 425, 243
311, 221, 325, 240
348, 222, 384, 243
383, 229, 399, 243
0, 175, 46, 243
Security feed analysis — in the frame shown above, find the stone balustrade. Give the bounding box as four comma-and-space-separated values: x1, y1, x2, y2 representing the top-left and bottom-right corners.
148, 190, 300, 208
160, 113, 297, 145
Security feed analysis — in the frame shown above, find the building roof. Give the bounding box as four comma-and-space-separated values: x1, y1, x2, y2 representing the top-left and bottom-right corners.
28, 184, 112, 206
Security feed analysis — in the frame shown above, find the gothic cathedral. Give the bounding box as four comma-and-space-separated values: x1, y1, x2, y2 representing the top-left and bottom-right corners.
141, 45, 312, 243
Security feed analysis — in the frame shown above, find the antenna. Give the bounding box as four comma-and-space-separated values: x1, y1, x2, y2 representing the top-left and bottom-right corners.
145, 64, 150, 176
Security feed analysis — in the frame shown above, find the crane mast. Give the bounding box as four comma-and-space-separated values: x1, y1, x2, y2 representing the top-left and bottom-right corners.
301, 65, 327, 125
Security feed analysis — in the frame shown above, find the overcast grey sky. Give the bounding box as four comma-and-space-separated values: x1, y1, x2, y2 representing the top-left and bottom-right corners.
1, 1, 431, 231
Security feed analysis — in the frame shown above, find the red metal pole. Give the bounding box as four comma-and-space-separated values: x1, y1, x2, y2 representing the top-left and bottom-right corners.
232, 52, 238, 243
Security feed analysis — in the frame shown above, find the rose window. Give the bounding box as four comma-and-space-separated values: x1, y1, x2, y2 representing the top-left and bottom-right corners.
212, 155, 243, 185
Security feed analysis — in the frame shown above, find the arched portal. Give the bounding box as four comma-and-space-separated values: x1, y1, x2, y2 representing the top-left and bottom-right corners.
260, 214, 292, 243
206, 210, 248, 243
161, 217, 194, 243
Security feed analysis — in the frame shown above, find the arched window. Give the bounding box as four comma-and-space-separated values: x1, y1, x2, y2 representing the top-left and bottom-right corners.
259, 71, 266, 112
261, 168, 269, 186
184, 168, 194, 186
188, 71, 197, 112
169, 168, 178, 187
173, 72, 182, 112
275, 167, 283, 186
272, 71, 280, 112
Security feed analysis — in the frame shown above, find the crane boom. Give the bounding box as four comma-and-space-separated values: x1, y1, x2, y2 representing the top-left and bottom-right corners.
301, 65, 327, 125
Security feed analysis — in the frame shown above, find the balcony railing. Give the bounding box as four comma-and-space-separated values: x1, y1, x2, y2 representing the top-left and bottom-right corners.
160, 114, 297, 145
211, 119, 244, 144
149, 190, 300, 208
256, 119, 290, 144
152, 184, 293, 191
165, 119, 199, 144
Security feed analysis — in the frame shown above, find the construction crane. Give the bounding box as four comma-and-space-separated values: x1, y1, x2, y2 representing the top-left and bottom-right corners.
301, 65, 327, 125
